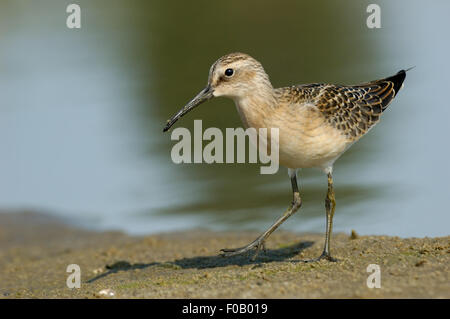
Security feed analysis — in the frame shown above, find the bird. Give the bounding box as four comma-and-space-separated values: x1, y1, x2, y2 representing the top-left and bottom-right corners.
163, 52, 407, 262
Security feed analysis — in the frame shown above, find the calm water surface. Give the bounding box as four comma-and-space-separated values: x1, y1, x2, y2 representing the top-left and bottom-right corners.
0, 1, 449, 237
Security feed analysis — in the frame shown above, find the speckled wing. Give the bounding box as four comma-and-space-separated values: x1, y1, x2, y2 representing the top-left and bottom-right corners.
282, 70, 406, 140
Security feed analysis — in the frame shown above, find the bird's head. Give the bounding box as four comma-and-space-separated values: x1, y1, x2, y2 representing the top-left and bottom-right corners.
163, 52, 271, 132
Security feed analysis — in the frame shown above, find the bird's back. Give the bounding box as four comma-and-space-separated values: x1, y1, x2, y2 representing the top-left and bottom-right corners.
275, 70, 407, 141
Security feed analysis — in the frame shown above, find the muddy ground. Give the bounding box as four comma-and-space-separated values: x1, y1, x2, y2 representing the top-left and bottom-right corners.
0, 212, 448, 298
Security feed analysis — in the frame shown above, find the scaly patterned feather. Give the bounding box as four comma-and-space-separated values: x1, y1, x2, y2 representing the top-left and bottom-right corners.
276, 70, 406, 140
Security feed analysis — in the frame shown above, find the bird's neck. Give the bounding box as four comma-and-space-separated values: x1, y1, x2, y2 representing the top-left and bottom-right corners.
233, 85, 277, 129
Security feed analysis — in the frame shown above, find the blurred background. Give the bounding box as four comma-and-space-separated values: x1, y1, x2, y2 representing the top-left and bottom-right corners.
0, 0, 448, 237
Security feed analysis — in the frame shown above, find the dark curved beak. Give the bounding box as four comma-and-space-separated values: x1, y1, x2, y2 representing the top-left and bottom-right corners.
163, 86, 213, 132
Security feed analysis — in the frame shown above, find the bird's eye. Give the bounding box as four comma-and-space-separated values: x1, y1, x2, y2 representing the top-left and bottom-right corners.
225, 68, 234, 77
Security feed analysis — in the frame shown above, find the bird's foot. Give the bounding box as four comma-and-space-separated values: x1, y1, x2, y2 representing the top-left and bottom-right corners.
304, 251, 338, 263
220, 237, 267, 261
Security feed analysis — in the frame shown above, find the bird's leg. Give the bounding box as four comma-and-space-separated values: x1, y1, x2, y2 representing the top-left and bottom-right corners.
220, 172, 302, 260
306, 172, 338, 262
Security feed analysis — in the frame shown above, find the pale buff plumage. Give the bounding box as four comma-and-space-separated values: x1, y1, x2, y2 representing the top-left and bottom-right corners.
163, 52, 407, 261
235, 92, 351, 171
207, 52, 404, 172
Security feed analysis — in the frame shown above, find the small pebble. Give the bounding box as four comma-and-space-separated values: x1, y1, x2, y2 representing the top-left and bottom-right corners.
97, 289, 115, 297
350, 230, 359, 240
92, 268, 103, 275
415, 260, 426, 267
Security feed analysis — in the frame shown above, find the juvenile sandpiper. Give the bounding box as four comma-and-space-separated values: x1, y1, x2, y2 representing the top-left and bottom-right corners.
163, 52, 407, 262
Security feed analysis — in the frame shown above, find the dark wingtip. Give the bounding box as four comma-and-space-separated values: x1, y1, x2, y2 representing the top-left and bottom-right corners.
385, 69, 407, 96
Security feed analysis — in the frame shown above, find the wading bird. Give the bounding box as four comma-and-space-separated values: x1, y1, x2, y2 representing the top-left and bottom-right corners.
163, 53, 406, 262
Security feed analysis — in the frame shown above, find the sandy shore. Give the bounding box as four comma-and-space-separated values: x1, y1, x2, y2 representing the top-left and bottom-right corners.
0, 211, 448, 298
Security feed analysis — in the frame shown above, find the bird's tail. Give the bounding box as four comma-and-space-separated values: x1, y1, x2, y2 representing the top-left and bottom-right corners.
384, 66, 414, 96
382, 70, 406, 97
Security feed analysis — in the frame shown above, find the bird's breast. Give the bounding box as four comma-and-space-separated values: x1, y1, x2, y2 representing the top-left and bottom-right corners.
235, 100, 353, 169
273, 104, 353, 169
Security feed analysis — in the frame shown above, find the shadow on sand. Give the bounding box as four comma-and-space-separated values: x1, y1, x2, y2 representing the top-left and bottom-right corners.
86, 240, 314, 283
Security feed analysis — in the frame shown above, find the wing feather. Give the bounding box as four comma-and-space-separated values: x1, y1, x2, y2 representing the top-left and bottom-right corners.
276, 70, 406, 140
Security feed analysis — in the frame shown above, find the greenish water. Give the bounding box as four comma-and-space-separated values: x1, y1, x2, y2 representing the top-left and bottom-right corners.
0, 0, 449, 237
